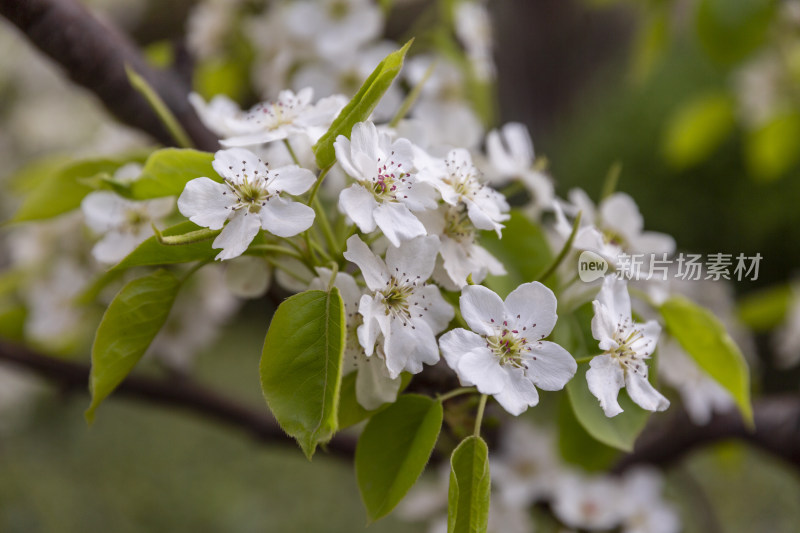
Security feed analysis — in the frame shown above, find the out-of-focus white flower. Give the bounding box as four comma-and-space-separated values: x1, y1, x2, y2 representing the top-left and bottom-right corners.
454, 0, 495, 81
617, 468, 681, 533
486, 122, 554, 213
491, 421, 561, 505
189, 93, 246, 138
419, 206, 505, 289
440, 283, 576, 415
178, 148, 316, 260
587, 276, 669, 417
552, 471, 624, 530
283, 0, 383, 60
310, 268, 401, 410
224, 256, 272, 298
25, 259, 89, 348
335, 121, 438, 246
658, 337, 733, 425
343, 235, 454, 378
417, 148, 509, 235
186, 0, 241, 60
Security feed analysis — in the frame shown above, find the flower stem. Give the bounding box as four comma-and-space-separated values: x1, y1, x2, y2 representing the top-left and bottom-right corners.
389, 59, 436, 128
313, 196, 339, 255
308, 165, 331, 207
125, 65, 193, 149
283, 138, 301, 166
473, 394, 488, 437
538, 211, 582, 283
437, 387, 476, 402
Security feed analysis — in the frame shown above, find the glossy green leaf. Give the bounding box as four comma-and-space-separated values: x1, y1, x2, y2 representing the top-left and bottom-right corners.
128, 148, 218, 199
112, 221, 219, 272
660, 296, 753, 424
338, 372, 412, 429
737, 284, 793, 332
260, 289, 346, 459
557, 395, 618, 472
662, 92, 735, 169
12, 155, 147, 223
356, 394, 443, 521
447, 435, 490, 533
479, 210, 554, 297
745, 113, 800, 182
312, 40, 412, 169
86, 270, 182, 422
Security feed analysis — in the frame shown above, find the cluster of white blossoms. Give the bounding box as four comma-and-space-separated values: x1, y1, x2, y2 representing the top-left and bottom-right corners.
400, 420, 680, 533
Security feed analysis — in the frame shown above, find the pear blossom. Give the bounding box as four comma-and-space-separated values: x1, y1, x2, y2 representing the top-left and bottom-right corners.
178, 147, 316, 260
454, 1, 495, 81
335, 121, 438, 246
81, 189, 173, 265
552, 472, 624, 530
617, 468, 681, 533
309, 268, 401, 410
439, 283, 577, 415
224, 256, 272, 298
343, 235, 454, 378
191, 88, 346, 147
485, 122, 554, 213
416, 148, 509, 235
418, 206, 505, 289
587, 276, 669, 417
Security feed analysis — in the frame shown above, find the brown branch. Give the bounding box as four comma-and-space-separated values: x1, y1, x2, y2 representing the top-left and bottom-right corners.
0, 0, 218, 151
0, 340, 357, 458
615, 395, 800, 472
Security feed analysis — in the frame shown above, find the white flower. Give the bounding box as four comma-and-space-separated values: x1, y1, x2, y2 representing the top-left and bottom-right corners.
454, 1, 495, 81
439, 283, 577, 415
224, 256, 272, 298
335, 121, 438, 246
192, 88, 345, 147
587, 276, 669, 417
343, 235, 454, 378
658, 337, 733, 425
618, 468, 681, 533
486, 122, 554, 213
552, 471, 625, 530
309, 268, 401, 410
490, 421, 561, 506
81, 189, 173, 265
25, 259, 89, 349
178, 147, 316, 260
418, 206, 505, 289
283, 0, 383, 60
417, 148, 509, 235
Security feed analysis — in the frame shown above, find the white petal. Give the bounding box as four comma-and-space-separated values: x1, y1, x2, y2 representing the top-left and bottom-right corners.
456, 348, 507, 394
600, 192, 644, 237
439, 328, 486, 371
81, 191, 130, 232
385, 235, 440, 282
414, 284, 455, 334
526, 341, 577, 391
625, 372, 670, 413
349, 121, 380, 166
586, 354, 625, 417
596, 275, 632, 323
224, 256, 271, 298
344, 235, 388, 291
92, 230, 141, 264
212, 147, 266, 181
460, 284, 505, 336
633, 231, 676, 256
212, 210, 261, 261
384, 318, 439, 377
493, 367, 540, 416
357, 294, 383, 355
629, 319, 661, 358
505, 282, 558, 338
591, 301, 618, 351
334, 136, 361, 179
259, 196, 315, 237
355, 353, 402, 410
267, 165, 316, 195
178, 177, 235, 230
373, 202, 427, 247
338, 184, 378, 233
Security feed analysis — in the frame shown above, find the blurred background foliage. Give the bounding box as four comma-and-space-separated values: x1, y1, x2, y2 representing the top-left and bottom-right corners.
2, 0, 800, 531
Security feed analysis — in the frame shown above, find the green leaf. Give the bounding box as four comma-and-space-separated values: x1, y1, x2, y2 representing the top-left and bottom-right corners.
0, 304, 26, 341
447, 436, 490, 533
338, 372, 412, 429
479, 210, 554, 297
737, 284, 794, 332
128, 148, 218, 200
557, 395, 619, 472
260, 289, 346, 459
86, 270, 182, 422
312, 40, 413, 169
356, 394, 443, 521
695, 0, 775, 66
662, 92, 735, 169
112, 221, 219, 272
12, 155, 148, 223
745, 113, 800, 182
660, 296, 753, 424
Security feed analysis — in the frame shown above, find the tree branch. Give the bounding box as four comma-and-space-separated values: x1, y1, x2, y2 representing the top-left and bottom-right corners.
615, 395, 800, 472
0, 340, 357, 458
0, 0, 218, 151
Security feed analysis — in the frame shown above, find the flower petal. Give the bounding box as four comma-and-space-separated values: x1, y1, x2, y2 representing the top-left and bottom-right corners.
373, 202, 427, 247
625, 371, 670, 413
456, 348, 507, 394
344, 235, 387, 291
355, 352, 402, 410
177, 177, 235, 230
505, 282, 558, 338
338, 184, 378, 233
212, 210, 261, 260
259, 196, 315, 237
460, 284, 505, 336
267, 165, 316, 195
493, 367, 539, 416
439, 328, 486, 370
525, 341, 577, 391
385, 235, 439, 282
586, 354, 625, 417
212, 147, 266, 182
384, 318, 439, 377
